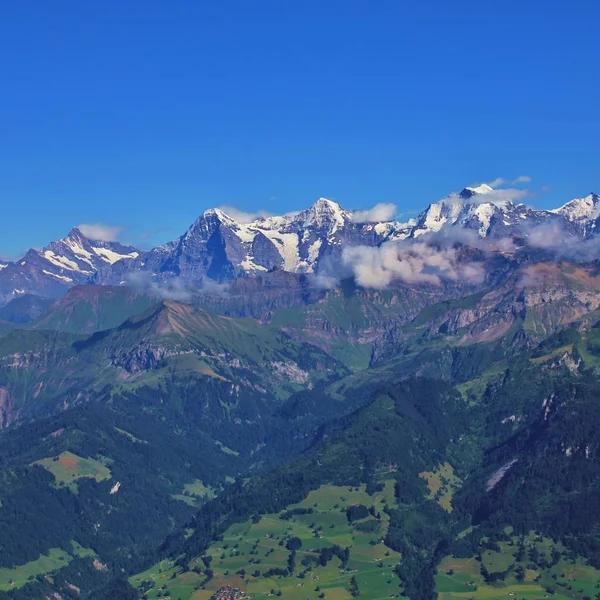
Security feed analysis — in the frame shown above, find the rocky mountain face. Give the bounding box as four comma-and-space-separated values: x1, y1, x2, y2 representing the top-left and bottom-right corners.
0, 295, 350, 430
97, 198, 398, 285
2, 186, 600, 303
407, 184, 559, 239
0, 227, 140, 303
552, 192, 600, 237
371, 260, 600, 365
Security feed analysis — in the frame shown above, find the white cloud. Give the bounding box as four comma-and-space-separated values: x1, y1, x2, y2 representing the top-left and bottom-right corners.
126, 271, 229, 301
479, 176, 532, 189
341, 240, 486, 289
491, 237, 518, 252
217, 206, 273, 223
487, 177, 507, 189
513, 175, 532, 184
481, 188, 531, 203
525, 222, 600, 260
126, 271, 192, 301
451, 186, 531, 206
351, 203, 397, 223
78, 223, 124, 242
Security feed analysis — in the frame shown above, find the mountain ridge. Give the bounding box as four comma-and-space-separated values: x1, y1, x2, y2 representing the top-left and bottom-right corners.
0, 227, 140, 303
2, 187, 599, 303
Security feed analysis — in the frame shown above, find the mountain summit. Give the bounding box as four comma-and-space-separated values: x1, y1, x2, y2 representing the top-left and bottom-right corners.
552, 192, 600, 237
0, 227, 139, 302
97, 196, 396, 287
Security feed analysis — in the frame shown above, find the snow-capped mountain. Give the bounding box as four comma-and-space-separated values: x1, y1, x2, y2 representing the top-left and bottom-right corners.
0, 227, 140, 303
551, 193, 600, 238
2, 186, 600, 304
409, 184, 562, 239
99, 198, 401, 285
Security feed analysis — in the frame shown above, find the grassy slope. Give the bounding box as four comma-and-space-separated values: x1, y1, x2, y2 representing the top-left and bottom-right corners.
133, 481, 403, 600
0, 300, 350, 426
437, 533, 600, 600
32, 285, 158, 334
0, 541, 97, 592
33, 451, 112, 492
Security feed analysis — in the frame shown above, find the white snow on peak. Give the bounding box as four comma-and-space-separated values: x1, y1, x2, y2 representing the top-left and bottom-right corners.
417, 201, 451, 234
464, 183, 494, 195
223, 197, 360, 272
203, 207, 236, 223
231, 223, 256, 244
42, 250, 86, 272
474, 203, 496, 237
411, 182, 532, 238
299, 197, 350, 234
307, 238, 322, 265
414, 196, 476, 236
314, 197, 341, 208
42, 269, 73, 283
63, 237, 92, 257
262, 231, 300, 271
240, 255, 268, 272
256, 215, 289, 230
92, 247, 139, 264
552, 193, 600, 221
0, 263, 7, 271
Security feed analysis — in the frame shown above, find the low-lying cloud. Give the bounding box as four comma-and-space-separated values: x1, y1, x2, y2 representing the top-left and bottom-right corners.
341, 240, 486, 289
78, 223, 124, 242
463, 187, 531, 205
484, 175, 532, 189
351, 203, 397, 223
126, 272, 229, 301
526, 222, 600, 261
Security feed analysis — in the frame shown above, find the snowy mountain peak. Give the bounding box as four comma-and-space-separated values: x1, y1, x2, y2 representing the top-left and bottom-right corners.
413, 184, 538, 238
297, 197, 350, 231
203, 207, 233, 221
552, 192, 600, 237
554, 193, 600, 219
313, 197, 341, 208
459, 183, 494, 199
65, 226, 86, 240
0, 225, 141, 303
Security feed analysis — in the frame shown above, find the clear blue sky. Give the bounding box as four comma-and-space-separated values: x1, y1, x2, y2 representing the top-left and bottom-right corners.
1, 0, 599, 257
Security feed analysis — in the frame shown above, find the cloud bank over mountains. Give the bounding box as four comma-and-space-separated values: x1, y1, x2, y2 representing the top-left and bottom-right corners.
341, 240, 486, 288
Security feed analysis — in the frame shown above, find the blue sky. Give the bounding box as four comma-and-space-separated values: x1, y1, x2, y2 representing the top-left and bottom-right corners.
1, 0, 599, 257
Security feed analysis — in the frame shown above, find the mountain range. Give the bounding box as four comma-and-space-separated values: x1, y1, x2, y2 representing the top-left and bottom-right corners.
3, 184, 600, 600
2, 185, 599, 304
